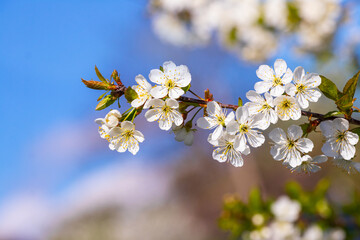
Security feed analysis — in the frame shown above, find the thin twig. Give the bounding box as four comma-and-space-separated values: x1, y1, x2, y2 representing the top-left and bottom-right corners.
178, 96, 360, 125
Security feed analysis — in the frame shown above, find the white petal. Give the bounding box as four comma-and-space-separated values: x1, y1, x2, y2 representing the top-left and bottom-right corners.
269, 109, 278, 124
269, 128, 287, 144
340, 143, 356, 160
281, 69, 293, 84
229, 154, 244, 167
246, 90, 264, 103
296, 93, 309, 109
234, 134, 247, 152
226, 121, 239, 135
128, 141, 139, 155
333, 118, 349, 132
304, 73, 321, 88
148, 98, 165, 108
246, 130, 265, 148
270, 85, 285, 97
274, 59, 287, 78
131, 97, 146, 108
212, 125, 223, 140
168, 87, 184, 99
296, 138, 314, 153
149, 69, 166, 84
135, 74, 152, 91
322, 142, 338, 158
163, 61, 176, 72
134, 130, 145, 142
150, 85, 168, 98
207, 101, 221, 116
285, 83, 296, 96
293, 66, 305, 83
254, 81, 272, 94
256, 65, 275, 81
319, 120, 336, 137
145, 109, 161, 122
236, 106, 249, 124
196, 117, 214, 129
95, 118, 105, 125
121, 121, 135, 130
166, 98, 179, 108
171, 110, 183, 126
346, 131, 359, 145
225, 111, 235, 125
312, 155, 328, 163
159, 118, 172, 131
212, 148, 227, 163
287, 125, 303, 140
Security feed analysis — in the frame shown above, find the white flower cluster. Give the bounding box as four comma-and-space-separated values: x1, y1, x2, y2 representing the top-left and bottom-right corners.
95, 61, 193, 154
149, 0, 342, 61
95, 110, 145, 155
198, 59, 322, 168
244, 196, 346, 240
93, 59, 360, 174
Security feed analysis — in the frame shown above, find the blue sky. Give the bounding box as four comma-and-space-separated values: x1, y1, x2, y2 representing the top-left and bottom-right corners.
0, 0, 359, 206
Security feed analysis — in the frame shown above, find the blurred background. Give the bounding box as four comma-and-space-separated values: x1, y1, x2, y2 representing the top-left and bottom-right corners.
1, 0, 360, 239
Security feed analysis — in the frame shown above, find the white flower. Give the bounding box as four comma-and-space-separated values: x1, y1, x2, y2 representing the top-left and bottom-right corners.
244, 90, 278, 128
173, 125, 194, 146
226, 106, 266, 151
285, 66, 322, 109
302, 225, 323, 240
145, 98, 183, 130
95, 109, 122, 138
320, 118, 359, 160
196, 101, 235, 141
274, 95, 302, 121
271, 196, 301, 222
208, 132, 250, 167
131, 74, 153, 108
291, 155, 328, 174
108, 121, 144, 155
269, 125, 314, 167
149, 61, 191, 99
331, 158, 360, 174
254, 59, 293, 97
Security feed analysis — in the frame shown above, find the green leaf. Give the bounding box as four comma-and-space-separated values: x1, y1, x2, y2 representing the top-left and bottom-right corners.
351, 127, 360, 137
323, 111, 343, 118
300, 123, 310, 136
124, 87, 138, 103
336, 94, 353, 113
95, 65, 108, 84
319, 76, 342, 101
95, 95, 116, 111
343, 71, 360, 99
97, 90, 109, 101
182, 84, 191, 93
238, 97, 243, 107
159, 66, 164, 72
82, 79, 112, 90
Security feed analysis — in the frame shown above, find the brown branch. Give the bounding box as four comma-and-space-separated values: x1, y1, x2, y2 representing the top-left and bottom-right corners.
178, 96, 360, 126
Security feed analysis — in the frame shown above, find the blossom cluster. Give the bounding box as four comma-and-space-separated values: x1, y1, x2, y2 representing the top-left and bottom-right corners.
243, 195, 345, 240
92, 59, 360, 174
149, 0, 343, 61
197, 59, 324, 170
